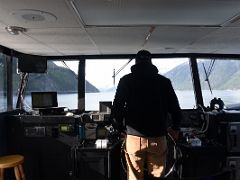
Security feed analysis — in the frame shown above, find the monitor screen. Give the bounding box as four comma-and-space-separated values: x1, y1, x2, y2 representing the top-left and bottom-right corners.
31, 91, 58, 108
99, 101, 112, 113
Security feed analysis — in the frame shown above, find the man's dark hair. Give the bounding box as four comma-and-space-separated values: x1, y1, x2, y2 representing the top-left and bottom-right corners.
135, 50, 152, 64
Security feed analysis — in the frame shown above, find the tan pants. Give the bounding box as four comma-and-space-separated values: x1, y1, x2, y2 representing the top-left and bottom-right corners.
125, 135, 167, 180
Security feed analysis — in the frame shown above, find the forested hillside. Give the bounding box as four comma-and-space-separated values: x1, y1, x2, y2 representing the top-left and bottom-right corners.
8, 61, 99, 93
164, 60, 240, 90
25, 61, 99, 93
2, 58, 240, 92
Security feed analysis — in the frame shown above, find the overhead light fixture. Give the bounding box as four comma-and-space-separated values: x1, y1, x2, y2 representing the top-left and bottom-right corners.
5, 26, 27, 35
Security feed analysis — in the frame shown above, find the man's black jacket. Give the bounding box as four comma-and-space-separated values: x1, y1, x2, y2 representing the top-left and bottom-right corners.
111, 62, 182, 137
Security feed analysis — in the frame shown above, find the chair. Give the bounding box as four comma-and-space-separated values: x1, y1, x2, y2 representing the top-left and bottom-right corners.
0, 155, 25, 180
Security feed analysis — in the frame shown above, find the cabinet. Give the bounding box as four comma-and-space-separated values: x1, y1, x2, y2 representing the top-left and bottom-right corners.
72, 141, 121, 180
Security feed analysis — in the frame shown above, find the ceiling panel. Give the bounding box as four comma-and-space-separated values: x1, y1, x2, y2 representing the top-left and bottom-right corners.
87, 27, 150, 54
144, 26, 218, 53
177, 48, 217, 54
0, 40, 57, 56
1, 0, 240, 55
11, 45, 58, 55
187, 27, 240, 53
0, 27, 60, 55
26, 28, 98, 54
0, 21, 6, 28
75, 0, 240, 26
0, 0, 80, 28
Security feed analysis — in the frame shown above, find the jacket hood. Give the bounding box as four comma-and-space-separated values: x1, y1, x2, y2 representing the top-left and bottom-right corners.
131, 63, 159, 74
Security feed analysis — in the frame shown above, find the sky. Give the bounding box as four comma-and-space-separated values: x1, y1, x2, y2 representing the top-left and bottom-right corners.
55, 58, 187, 89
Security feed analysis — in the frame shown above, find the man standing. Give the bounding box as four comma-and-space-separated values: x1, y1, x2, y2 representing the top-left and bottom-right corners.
111, 50, 182, 180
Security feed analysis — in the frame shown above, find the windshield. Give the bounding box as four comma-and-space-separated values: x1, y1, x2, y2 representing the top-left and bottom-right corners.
21, 58, 240, 111
198, 59, 240, 109
0, 53, 7, 112
22, 60, 79, 110
85, 58, 194, 110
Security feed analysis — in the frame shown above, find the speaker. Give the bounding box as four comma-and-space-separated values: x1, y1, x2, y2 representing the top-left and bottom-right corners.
18, 53, 47, 73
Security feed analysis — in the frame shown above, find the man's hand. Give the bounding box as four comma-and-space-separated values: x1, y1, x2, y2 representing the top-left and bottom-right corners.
167, 127, 180, 141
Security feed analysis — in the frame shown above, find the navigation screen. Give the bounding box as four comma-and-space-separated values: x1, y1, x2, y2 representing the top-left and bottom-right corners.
31, 91, 58, 108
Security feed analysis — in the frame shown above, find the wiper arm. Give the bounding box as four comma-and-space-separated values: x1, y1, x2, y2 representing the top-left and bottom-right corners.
202, 63, 213, 94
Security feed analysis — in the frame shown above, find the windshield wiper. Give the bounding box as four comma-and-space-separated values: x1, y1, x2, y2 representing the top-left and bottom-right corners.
202, 59, 215, 94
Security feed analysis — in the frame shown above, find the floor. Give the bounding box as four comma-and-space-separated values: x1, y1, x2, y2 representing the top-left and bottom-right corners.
119, 168, 232, 180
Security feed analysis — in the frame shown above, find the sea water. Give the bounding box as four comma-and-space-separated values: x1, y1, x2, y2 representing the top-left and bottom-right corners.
2, 90, 240, 112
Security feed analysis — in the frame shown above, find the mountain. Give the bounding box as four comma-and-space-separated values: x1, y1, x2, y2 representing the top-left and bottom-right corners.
3, 59, 240, 92
164, 62, 193, 90
164, 60, 240, 90
12, 61, 99, 93
99, 87, 117, 92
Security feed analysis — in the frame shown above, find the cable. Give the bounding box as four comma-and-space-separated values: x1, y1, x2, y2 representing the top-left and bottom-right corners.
61, 60, 78, 79
112, 58, 133, 85
120, 138, 127, 173
195, 104, 210, 134
16, 72, 29, 109
115, 59, 133, 76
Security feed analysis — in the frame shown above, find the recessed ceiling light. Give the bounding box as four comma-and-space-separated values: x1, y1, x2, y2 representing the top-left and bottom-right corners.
165, 47, 174, 50
11, 9, 57, 23
5, 26, 27, 35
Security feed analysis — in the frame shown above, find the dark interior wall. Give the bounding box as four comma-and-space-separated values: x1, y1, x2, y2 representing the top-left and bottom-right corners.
0, 111, 22, 180
0, 110, 23, 156
7, 114, 75, 180
0, 113, 8, 155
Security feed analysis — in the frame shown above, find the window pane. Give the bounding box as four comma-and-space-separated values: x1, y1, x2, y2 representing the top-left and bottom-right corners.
13, 57, 20, 109
86, 58, 195, 111
198, 59, 240, 108
23, 60, 79, 110
152, 58, 195, 109
0, 53, 7, 112
85, 59, 134, 111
